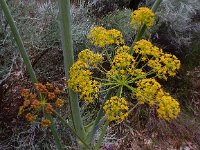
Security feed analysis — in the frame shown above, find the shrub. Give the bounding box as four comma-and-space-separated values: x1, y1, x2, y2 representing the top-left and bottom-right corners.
148, 0, 200, 50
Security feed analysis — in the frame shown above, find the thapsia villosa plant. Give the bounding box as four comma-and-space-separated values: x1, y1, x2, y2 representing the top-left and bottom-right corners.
0, 0, 181, 149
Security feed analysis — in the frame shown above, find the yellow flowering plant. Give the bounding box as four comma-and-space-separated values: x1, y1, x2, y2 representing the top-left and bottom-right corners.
66, 3, 181, 149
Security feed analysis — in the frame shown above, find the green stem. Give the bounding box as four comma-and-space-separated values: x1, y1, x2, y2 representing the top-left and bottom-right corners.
130, 25, 146, 52
105, 50, 112, 64
94, 120, 109, 150
117, 85, 123, 97
130, 0, 163, 54
151, 0, 162, 12
46, 114, 63, 150
135, 56, 142, 68
124, 83, 136, 92
58, 0, 86, 146
0, 0, 37, 84
99, 64, 108, 73
99, 85, 119, 93
127, 75, 145, 84
92, 77, 111, 82
101, 83, 117, 86
95, 66, 107, 74
52, 111, 92, 150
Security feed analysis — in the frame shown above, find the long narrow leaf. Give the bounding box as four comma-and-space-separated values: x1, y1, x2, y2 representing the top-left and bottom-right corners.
0, 0, 37, 84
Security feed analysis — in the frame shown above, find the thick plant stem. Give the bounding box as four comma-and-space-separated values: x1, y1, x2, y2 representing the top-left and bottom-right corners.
130, 25, 146, 51
151, 0, 162, 12
58, 0, 86, 146
0, 0, 37, 84
130, 0, 163, 53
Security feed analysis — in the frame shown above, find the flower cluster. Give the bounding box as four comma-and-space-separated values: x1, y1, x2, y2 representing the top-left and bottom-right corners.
135, 78, 163, 106
147, 53, 181, 80
87, 27, 124, 47
130, 7, 155, 28
103, 96, 129, 122
68, 60, 100, 102
116, 45, 130, 54
133, 39, 180, 80
19, 82, 64, 127
133, 39, 162, 61
107, 51, 136, 80
135, 78, 180, 120
157, 95, 180, 121
78, 49, 104, 66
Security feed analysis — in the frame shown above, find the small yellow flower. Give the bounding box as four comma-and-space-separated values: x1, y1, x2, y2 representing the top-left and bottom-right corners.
113, 52, 135, 68
116, 45, 130, 53
107, 52, 136, 80
68, 60, 100, 103
148, 53, 181, 80
87, 27, 108, 47
107, 29, 124, 46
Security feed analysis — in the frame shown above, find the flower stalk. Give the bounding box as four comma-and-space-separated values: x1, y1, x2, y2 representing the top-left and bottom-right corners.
58, 0, 86, 146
